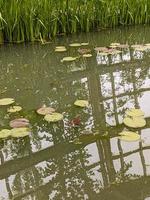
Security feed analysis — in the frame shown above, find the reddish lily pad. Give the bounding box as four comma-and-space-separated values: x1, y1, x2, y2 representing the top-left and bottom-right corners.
9, 118, 30, 128
37, 107, 55, 115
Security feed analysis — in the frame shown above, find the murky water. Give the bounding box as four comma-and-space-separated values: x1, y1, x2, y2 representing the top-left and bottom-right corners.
0, 26, 150, 200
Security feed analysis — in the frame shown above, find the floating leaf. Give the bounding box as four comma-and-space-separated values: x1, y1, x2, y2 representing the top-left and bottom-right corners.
55, 48, 67, 52
62, 57, 77, 62
69, 43, 81, 47
10, 118, 30, 128
110, 43, 120, 46
11, 127, 30, 138
125, 108, 144, 117
118, 131, 140, 142
123, 117, 146, 128
0, 129, 11, 139
7, 106, 22, 113
0, 98, 15, 106
83, 54, 92, 58
55, 46, 66, 49
81, 43, 89, 46
37, 107, 55, 115
44, 112, 63, 122
74, 100, 89, 107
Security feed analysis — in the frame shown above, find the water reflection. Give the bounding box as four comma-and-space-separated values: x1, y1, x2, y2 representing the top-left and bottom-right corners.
0, 27, 150, 200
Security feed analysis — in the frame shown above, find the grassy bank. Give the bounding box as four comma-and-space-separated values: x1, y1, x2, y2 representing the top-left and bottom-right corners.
0, 0, 150, 42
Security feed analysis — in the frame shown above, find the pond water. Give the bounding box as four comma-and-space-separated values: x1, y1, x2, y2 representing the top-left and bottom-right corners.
0, 25, 150, 200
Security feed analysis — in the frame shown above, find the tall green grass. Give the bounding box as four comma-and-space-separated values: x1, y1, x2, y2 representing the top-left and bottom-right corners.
0, 0, 150, 42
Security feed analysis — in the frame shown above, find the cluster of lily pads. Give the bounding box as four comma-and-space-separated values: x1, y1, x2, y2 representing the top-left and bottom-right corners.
36, 100, 89, 122
0, 98, 89, 140
118, 108, 146, 142
0, 98, 30, 139
54, 42, 150, 63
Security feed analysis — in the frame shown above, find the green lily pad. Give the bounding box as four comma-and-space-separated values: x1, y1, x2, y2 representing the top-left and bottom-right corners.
37, 106, 55, 115
11, 127, 30, 138
81, 43, 89, 46
55, 46, 66, 49
83, 54, 92, 58
0, 129, 11, 138
74, 100, 89, 107
69, 43, 81, 47
125, 108, 144, 117
44, 112, 63, 122
7, 106, 22, 113
123, 117, 146, 128
0, 98, 15, 106
118, 131, 140, 142
62, 57, 77, 62
55, 48, 67, 52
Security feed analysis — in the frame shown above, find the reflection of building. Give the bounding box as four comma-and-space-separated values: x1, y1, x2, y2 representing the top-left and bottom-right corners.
0, 47, 150, 200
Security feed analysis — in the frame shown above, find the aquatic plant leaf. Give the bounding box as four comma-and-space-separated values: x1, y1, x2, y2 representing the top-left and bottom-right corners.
125, 108, 144, 117
69, 43, 81, 47
0, 129, 11, 138
7, 106, 22, 113
11, 127, 30, 138
94, 47, 108, 52
10, 118, 30, 128
83, 54, 92, 58
37, 107, 55, 115
44, 112, 63, 122
81, 43, 89, 46
55, 46, 66, 49
123, 117, 146, 128
62, 57, 77, 62
0, 98, 15, 105
110, 43, 120, 46
74, 100, 88, 107
55, 48, 67, 52
118, 131, 140, 142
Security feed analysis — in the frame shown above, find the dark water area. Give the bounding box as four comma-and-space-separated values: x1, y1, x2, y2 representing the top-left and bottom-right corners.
0, 25, 150, 200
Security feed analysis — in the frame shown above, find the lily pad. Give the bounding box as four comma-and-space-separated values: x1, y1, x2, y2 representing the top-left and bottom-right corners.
10, 118, 30, 128
118, 131, 140, 142
37, 107, 55, 115
123, 117, 146, 128
62, 57, 77, 62
0, 98, 15, 106
0, 129, 11, 139
44, 112, 63, 122
125, 108, 144, 117
69, 43, 81, 47
83, 54, 92, 58
74, 100, 89, 107
7, 106, 22, 113
55, 46, 66, 49
81, 43, 89, 46
55, 48, 67, 52
11, 127, 30, 138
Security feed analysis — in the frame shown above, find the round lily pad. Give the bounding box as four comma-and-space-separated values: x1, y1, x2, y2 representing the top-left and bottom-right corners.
7, 106, 22, 113
74, 100, 89, 107
0, 129, 11, 139
44, 112, 63, 122
118, 131, 140, 142
125, 108, 144, 117
11, 127, 30, 138
0, 98, 15, 106
83, 54, 92, 58
62, 57, 77, 62
81, 43, 89, 46
37, 107, 55, 115
9, 118, 30, 128
55, 46, 66, 49
69, 43, 81, 47
123, 117, 146, 128
55, 48, 67, 52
